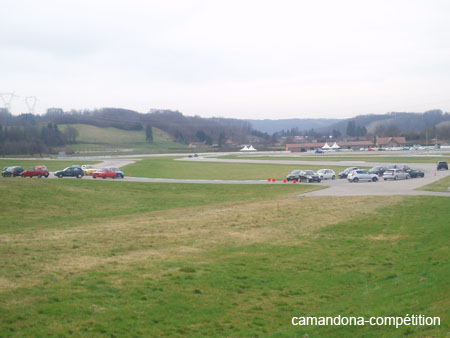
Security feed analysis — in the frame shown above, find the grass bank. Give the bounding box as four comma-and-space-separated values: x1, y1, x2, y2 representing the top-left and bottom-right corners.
122, 157, 354, 180
417, 175, 450, 192
0, 180, 448, 336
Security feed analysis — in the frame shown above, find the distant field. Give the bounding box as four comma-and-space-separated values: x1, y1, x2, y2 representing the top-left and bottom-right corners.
121, 157, 359, 180
219, 154, 450, 164
418, 175, 450, 192
59, 124, 187, 153
0, 179, 448, 337
0, 159, 99, 172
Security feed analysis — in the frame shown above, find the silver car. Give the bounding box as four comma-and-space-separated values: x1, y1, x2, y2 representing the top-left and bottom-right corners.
347, 169, 378, 182
317, 169, 336, 180
383, 169, 410, 180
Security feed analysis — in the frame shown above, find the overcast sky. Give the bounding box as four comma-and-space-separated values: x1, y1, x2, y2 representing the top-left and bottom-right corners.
1, 0, 450, 119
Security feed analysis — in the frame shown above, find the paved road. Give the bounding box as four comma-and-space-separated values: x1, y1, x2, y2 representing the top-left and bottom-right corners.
16, 155, 450, 197
175, 155, 450, 197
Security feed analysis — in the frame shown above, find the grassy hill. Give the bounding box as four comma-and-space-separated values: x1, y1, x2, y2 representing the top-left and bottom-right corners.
59, 124, 187, 154
0, 179, 448, 337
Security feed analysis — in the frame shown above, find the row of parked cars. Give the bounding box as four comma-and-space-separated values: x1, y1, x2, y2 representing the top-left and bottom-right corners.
2, 164, 125, 179
286, 161, 437, 184
286, 169, 336, 183
338, 164, 427, 182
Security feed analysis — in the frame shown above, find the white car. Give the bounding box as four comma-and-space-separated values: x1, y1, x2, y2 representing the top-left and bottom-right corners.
317, 169, 336, 180
347, 170, 379, 183
383, 169, 410, 180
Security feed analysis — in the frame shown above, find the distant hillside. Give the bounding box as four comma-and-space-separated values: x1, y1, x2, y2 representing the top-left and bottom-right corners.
324, 110, 450, 134
247, 118, 340, 134
59, 124, 186, 152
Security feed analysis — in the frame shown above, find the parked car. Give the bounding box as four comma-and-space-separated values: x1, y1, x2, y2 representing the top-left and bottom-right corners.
21, 165, 49, 178
92, 168, 117, 179
286, 170, 301, 181
368, 166, 387, 176
81, 165, 97, 175
347, 169, 378, 182
2, 166, 24, 177
407, 169, 424, 178
383, 169, 410, 180
338, 167, 360, 179
54, 167, 84, 178
109, 167, 124, 179
315, 149, 324, 154
437, 161, 448, 170
317, 169, 336, 180
298, 170, 321, 183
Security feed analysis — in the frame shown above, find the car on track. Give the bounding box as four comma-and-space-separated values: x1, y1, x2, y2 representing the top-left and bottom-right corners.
21, 165, 49, 178
286, 170, 301, 182
298, 170, 321, 183
317, 169, 336, 180
338, 167, 360, 179
347, 169, 378, 182
383, 169, 410, 180
92, 168, 117, 179
109, 168, 124, 179
407, 169, 424, 178
368, 166, 387, 177
315, 149, 324, 154
437, 161, 448, 170
2, 166, 24, 177
81, 165, 97, 175
54, 167, 84, 178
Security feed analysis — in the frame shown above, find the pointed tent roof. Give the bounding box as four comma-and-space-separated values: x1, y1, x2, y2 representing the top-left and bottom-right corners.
331, 142, 341, 149
240, 145, 249, 151
247, 145, 256, 151
322, 142, 331, 149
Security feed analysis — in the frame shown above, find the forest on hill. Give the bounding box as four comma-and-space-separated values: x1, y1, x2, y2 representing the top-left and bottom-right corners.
1, 107, 449, 155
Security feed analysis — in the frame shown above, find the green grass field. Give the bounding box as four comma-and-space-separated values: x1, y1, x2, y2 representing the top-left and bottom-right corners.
122, 157, 360, 180
219, 154, 450, 164
418, 175, 450, 192
59, 124, 187, 153
0, 159, 99, 172
0, 179, 448, 337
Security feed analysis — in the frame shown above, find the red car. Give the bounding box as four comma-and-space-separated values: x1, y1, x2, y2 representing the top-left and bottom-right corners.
21, 165, 49, 178
92, 168, 117, 179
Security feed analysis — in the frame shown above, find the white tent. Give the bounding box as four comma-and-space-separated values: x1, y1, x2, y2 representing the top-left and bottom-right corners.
322, 143, 331, 150
240, 145, 257, 151
331, 142, 341, 149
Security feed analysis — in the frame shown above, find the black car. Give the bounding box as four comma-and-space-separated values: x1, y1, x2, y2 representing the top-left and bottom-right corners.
298, 170, 321, 183
407, 169, 424, 178
54, 167, 85, 178
2, 166, 24, 177
286, 170, 301, 181
368, 166, 387, 176
338, 167, 360, 179
437, 161, 448, 170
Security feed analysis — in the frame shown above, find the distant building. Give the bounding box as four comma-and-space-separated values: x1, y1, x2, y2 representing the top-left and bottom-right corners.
286, 140, 374, 152
189, 142, 206, 148
375, 137, 407, 147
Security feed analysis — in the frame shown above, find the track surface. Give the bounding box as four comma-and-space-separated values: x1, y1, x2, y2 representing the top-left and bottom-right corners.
7, 153, 450, 197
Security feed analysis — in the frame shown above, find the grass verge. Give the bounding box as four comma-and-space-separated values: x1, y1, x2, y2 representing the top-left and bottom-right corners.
0, 181, 448, 336
417, 175, 450, 192
121, 157, 355, 180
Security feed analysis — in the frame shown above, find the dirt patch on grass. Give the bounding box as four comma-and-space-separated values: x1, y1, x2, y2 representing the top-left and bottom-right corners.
366, 234, 405, 241
0, 195, 404, 292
